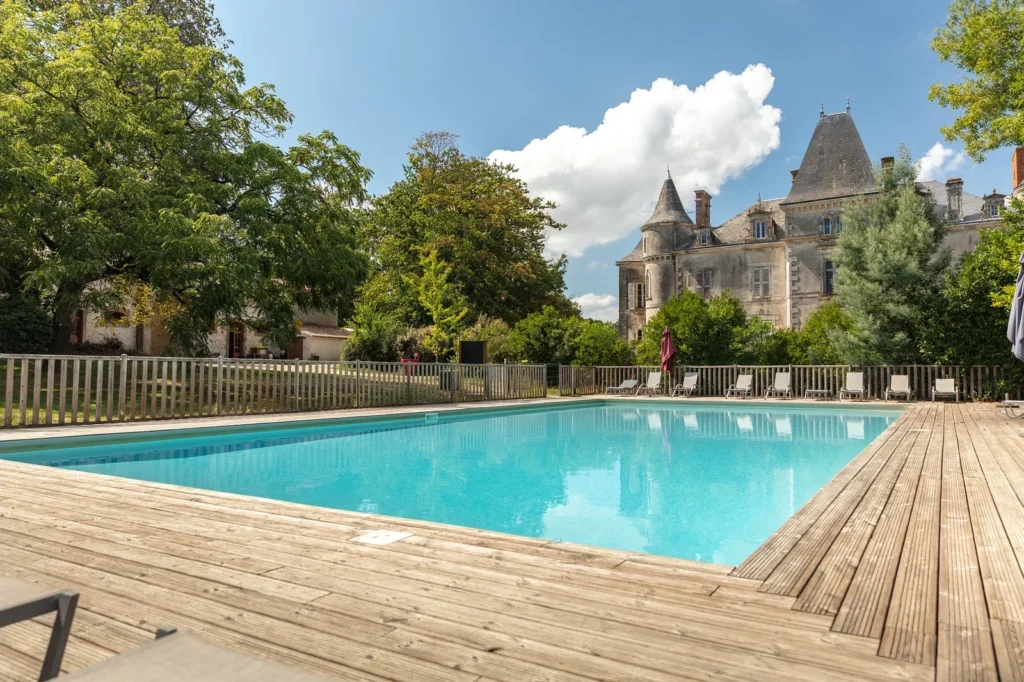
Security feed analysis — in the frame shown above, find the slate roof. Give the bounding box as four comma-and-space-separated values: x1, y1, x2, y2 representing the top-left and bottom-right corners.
916, 181, 990, 223
644, 176, 694, 226
618, 238, 645, 263
782, 112, 877, 204
713, 198, 786, 244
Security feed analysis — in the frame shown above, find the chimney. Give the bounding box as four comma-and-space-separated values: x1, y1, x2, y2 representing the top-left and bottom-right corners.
881, 156, 895, 172
1013, 147, 1024, 191
790, 169, 799, 184
946, 177, 963, 221
694, 190, 712, 228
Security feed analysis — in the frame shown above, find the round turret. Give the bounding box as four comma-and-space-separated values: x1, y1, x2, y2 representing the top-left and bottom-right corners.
641, 174, 692, 320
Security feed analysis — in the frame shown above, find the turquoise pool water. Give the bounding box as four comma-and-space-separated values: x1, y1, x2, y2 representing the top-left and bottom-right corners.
2, 402, 900, 565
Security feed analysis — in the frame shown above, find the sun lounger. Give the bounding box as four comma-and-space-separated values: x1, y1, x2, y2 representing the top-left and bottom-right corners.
635, 371, 663, 396
606, 379, 638, 395
670, 372, 699, 397
0, 577, 79, 681
839, 372, 865, 401
61, 629, 333, 681
764, 372, 792, 399
725, 374, 753, 398
932, 378, 958, 402
884, 375, 912, 402
1004, 400, 1024, 418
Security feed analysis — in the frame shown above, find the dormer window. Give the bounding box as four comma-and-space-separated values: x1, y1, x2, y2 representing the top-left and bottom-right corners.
754, 221, 767, 240
991, 204, 1000, 217
697, 230, 709, 246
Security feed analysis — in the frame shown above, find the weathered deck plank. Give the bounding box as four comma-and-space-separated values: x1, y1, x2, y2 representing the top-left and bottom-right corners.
7, 402, 1024, 681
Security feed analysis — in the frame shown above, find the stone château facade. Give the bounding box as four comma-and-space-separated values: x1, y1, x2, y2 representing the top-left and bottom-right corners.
617, 107, 1011, 341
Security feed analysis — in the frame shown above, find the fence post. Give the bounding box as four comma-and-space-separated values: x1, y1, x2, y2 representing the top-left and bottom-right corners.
407, 366, 413, 404
118, 354, 128, 421
294, 358, 301, 411
216, 356, 224, 415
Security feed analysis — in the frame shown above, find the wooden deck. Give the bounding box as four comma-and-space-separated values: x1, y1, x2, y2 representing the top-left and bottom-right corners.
1, 402, 1023, 680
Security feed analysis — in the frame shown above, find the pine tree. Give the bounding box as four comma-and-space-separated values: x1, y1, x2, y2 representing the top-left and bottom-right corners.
832, 147, 951, 364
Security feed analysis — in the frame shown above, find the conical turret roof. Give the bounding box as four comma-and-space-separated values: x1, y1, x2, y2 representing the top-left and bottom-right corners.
782, 111, 876, 204
644, 174, 693, 227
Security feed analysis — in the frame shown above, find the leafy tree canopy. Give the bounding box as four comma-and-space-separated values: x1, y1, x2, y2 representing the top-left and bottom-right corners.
0, 1, 370, 354
792, 299, 853, 365
354, 132, 574, 330
833, 147, 951, 364
928, 198, 1024, 364
634, 291, 746, 366
930, 0, 1024, 161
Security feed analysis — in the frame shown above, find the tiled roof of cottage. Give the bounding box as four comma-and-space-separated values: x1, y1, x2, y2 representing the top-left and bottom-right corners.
299, 324, 353, 339
782, 112, 877, 204
644, 175, 693, 226
713, 198, 786, 244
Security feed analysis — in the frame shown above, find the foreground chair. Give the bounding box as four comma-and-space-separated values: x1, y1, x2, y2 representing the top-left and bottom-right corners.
764, 371, 792, 400
725, 374, 753, 399
932, 378, 958, 402
0, 577, 78, 681
606, 379, 638, 395
61, 628, 333, 681
885, 374, 913, 402
839, 372, 865, 401
635, 371, 663, 396
670, 372, 699, 398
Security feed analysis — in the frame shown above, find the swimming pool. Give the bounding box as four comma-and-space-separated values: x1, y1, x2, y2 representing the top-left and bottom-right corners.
1, 401, 901, 565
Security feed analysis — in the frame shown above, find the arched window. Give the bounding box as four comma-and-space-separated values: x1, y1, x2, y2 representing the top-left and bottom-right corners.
645, 272, 651, 298
643, 236, 647, 255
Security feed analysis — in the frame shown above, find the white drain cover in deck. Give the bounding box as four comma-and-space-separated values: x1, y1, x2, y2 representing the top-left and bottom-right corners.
350, 530, 413, 545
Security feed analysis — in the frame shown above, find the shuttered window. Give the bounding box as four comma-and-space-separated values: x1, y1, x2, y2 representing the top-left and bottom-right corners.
627, 282, 636, 309
752, 266, 770, 299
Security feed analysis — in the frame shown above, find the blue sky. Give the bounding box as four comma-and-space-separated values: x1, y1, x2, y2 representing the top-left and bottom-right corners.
217, 0, 1009, 321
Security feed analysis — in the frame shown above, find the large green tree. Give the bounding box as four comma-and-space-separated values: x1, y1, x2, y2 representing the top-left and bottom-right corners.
928, 199, 1024, 364
833, 148, 950, 364
634, 291, 747, 366
353, 132, 573, 337
930, 0, 1024, 161
0, 1, 370, 354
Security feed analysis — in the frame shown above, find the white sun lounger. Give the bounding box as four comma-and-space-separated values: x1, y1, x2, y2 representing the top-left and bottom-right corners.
932, 378, 958, 402
725, 374, 753, 399
670, 372, 699, 397
1004, 400, 1024, 418
606, 379, 638, 395
885, 375, 912, 402
839, 372, 865, 401
764, 371, 792, 400
635, 371, 663, 396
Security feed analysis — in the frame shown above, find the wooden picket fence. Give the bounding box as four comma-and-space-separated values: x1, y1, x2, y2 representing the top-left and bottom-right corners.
559, 364, 1024, 402
0, 355, 547, 429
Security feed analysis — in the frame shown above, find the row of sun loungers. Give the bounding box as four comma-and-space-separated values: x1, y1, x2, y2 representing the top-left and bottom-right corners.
606, 371, 961, 401
0, 576, 330, 681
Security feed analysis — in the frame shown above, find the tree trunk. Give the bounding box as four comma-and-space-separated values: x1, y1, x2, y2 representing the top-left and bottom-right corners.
48, 288, 81, 354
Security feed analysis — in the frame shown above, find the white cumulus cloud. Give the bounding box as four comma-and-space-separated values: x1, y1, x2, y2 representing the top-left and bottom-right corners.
916, 142, 965, 181
489, 65, 783, 257
574, 293, 618, 322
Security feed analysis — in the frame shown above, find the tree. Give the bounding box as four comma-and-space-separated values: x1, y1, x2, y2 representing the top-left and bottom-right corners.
460, 315, 514, 363
33, 0, 227, 47
794, 300, 853, 364
832, 148, 950, 364
507, 306, 581, 365
0, 1, 369, 354
411, 249, 470, 361
573, 321, 634, 367
733, 316, 797, 365
634, 291, 746, 366
356, 132, 573, 332
930, 0, 1024, 161
928, 198, 1024, 364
